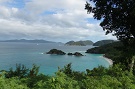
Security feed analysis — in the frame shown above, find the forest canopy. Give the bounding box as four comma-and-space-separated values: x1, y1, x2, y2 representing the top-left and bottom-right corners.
85, 0, 135, 72
85, 0, 135, 41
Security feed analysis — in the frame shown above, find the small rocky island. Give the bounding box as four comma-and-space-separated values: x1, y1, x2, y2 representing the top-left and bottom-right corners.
46, 49, 66, 55
67, 52, 84, 56
46, 49, 84, 56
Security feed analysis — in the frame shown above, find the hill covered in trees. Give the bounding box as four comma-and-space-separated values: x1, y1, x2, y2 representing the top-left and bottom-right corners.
93, 40, 116, 46
65, 40, 93, 46
86, 41, 135, 71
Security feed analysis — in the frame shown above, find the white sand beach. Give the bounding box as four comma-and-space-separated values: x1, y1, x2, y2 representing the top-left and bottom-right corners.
103, 54, 113, 65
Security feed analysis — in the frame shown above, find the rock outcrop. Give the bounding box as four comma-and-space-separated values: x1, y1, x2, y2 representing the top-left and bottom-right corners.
46, 49, 66, 55
67, 52, 84, 56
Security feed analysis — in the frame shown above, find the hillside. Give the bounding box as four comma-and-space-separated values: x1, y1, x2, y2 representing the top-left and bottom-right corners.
65, 40, 93, 46
86, 41, 124, 64
93, 40, 116, 46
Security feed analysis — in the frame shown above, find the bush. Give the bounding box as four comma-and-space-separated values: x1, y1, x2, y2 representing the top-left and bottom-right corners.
5, 64, 29, 78
0, 63, 135, 89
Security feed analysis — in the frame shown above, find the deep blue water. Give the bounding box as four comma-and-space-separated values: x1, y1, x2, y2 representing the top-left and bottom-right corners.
0, 42, 109, 75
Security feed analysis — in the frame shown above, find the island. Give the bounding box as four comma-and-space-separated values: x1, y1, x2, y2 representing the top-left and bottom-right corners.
65, 40, 93, 46
67, 52, 84, 56
93, 40, 116, 46
46, 49, 66, 55
0, 39, 56, 43
46, 49, 84, 56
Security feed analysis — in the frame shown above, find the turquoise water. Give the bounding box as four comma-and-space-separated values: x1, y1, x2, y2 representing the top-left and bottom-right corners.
0, 42, 109, 75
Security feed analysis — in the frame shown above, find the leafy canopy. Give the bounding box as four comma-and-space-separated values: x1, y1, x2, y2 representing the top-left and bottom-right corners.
85, 0, 135, 41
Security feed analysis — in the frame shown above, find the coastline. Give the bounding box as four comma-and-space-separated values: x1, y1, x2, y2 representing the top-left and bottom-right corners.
103, 54, 113, 65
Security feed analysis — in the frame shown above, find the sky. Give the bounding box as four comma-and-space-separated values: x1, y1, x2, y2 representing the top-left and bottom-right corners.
0, 0, 117, 42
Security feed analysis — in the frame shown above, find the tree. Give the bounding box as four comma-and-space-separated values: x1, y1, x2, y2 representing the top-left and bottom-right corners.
85, 0, 135, 72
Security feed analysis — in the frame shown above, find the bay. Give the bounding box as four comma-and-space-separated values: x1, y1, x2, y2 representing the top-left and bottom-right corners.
0, 42, 109, 75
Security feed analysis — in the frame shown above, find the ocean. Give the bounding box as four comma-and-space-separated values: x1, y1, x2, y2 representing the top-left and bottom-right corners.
0, 42, 109, 75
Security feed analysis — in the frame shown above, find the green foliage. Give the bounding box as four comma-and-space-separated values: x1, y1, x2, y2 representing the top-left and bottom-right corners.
85, 0, 135, 72
0, 63, 135, 89
86, 41, 124, 63
0, 74, 29, 89
86, 41, 135, 72
46, 71, 79, 89
65, 40, 93, 46
60, 63, 73, 76
59, 63, 86, 81
84, 65, 135, 89
28, 64, 39, 77
82, 75, 123, 89
86, 41, 123, 53
23, 74, 50, 88
5, 64, 29, 78
5, 64, 40, 79
85, 0, 135, 40
86, 66, 108, 76
23, 64, 42, 88
93, 40, 115, 46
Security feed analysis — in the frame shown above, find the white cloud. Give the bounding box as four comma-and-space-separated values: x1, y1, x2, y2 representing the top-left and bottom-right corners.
0, 0, 116, 42
0, 6, 11, 18
0, 5, 19, 19
0, 0, 12, 3
11, 7, 18, 13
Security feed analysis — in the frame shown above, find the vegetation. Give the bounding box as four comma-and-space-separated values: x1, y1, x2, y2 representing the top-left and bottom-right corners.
46, 49, 84, 56
85, 0, 135, 83
46, 49, 66, 55
85, 0, 135, 39
93, 40, 115, 46
67, 52, 84, 56
65, 40, 93, 46
0, 63, 135, 89
85, 0, 135, 72
86, 41, 123, 58
1, 0, 135, 88
86, 41, 135, 74
73, 52, 84, 56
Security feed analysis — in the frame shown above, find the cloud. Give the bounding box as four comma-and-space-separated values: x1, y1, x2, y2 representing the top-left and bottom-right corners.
0, 6, 11, 18
0, 0, 116, 42
0, 0, 12, 3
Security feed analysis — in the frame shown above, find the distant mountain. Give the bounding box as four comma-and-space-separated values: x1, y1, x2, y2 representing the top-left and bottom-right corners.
65, 40, 93, 46
93, 40, 116, 46
0, 39, 55, 43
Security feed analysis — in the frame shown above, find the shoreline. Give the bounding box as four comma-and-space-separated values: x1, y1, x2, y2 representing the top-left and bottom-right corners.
103, 54, 113, 65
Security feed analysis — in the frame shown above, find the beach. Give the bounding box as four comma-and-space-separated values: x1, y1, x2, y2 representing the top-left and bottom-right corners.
103, 54, 113, 65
